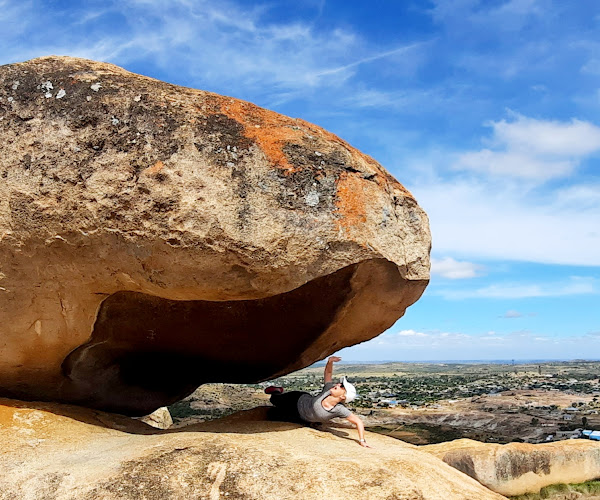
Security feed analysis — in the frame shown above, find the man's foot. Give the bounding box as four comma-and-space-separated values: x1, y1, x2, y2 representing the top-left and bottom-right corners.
264, 386, 284, 395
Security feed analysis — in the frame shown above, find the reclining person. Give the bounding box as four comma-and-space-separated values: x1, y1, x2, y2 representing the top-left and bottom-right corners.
265, 356, 371, 448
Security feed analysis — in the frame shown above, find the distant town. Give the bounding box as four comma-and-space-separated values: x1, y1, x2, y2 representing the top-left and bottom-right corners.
169, 360, 600, 445
267, 360, 600, 444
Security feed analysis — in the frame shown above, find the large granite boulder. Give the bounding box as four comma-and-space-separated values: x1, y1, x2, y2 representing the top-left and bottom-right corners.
0, 398, 504, 500
424, 438, 600, 496
0, 57, 430, 415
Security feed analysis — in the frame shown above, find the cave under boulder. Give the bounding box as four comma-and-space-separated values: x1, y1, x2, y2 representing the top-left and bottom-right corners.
0, 56, 430, 415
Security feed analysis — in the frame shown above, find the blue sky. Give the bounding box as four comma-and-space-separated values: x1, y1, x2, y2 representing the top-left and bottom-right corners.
2, 0, 599, 360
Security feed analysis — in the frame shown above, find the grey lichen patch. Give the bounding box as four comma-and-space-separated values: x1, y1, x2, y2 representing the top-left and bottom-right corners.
305, 190, 320, 207
273, 143, 346, 212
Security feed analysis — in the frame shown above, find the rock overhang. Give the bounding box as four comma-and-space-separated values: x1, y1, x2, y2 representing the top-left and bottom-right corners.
0, 56, 431, 415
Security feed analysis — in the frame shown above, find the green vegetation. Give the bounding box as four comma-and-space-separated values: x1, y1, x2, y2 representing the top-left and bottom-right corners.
274, 360, 600, 410
510, 479, 600, 499
167, 361, 600, 446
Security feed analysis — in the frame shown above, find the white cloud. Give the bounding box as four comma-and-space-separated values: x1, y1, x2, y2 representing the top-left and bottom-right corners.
436, 276, 598, 300
431, 257, 484, 279
502, 310, 523, 318
454, 115, 600, 182
372, 329, 473, 350
395, 329, 428, 337
456, 150, 573, 180
490, 116, 600, 156
411, 177, 600, 266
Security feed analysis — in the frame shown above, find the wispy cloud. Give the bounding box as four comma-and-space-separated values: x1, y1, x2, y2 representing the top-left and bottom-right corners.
436, 276, 598, 300
0, 0, 427, 107
430, 0, 545, 32
312, 43, 424, 78
502, 310, 523, 318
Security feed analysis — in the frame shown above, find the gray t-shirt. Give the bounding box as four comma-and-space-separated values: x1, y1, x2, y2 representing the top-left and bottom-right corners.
296, 382, 352, 423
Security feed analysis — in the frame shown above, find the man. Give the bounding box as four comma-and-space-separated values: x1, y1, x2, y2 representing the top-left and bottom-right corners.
266, 356, 371, 447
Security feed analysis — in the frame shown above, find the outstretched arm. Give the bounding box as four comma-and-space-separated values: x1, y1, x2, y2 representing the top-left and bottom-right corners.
324, 356, 341, 383
346, 413, 371, 448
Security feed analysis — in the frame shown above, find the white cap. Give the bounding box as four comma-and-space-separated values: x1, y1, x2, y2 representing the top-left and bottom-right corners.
340, 376, 357, 403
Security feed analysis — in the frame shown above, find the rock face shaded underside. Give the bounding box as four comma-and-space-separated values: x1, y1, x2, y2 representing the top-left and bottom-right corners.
0, 57, 430, 415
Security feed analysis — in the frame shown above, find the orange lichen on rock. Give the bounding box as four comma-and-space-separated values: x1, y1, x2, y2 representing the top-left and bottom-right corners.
216, 95, 416, 209
217, 98, 303, 171
335, 172, 367, 230
143, 161, 164, 175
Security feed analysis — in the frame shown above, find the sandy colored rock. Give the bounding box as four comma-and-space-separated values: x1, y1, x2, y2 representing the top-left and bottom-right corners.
0, 398, 504, 500
0, 56, 430, 414
136, 406, 173, 429
424, 438, 600, 497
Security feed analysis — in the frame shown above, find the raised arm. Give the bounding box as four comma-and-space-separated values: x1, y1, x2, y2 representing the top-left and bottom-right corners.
346, 413, 371, 448
324, 356, 341, 383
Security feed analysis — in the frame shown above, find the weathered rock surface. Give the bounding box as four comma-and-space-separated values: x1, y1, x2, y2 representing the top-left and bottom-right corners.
136, 406, 173, 429
424, 438, 600, 497
0, 398, 504, 500
0, 57, 430, 414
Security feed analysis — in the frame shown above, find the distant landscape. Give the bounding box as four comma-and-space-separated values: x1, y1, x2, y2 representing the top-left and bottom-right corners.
168, 360, 600, 446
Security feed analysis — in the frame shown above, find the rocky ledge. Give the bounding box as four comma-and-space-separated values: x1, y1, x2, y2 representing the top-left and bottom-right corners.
0, 398, 503, 500
424, 438, 600, 497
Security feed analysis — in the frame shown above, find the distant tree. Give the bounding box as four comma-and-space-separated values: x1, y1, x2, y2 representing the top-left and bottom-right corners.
531, 417, 540, 426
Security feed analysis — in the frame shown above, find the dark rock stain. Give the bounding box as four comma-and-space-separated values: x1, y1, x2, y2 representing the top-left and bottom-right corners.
0, 60, 185, 186
444, 452, 477, 480
274, 142, 357, 211
9, 192, 52, 231
495, 450, 552, 481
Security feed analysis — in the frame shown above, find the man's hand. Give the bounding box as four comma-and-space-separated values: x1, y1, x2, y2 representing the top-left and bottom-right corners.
324, 356, 341, 382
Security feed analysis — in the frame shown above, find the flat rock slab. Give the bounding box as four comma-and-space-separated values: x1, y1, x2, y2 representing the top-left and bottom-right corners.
0, 57, 430, 414
0, 398, 504, 500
